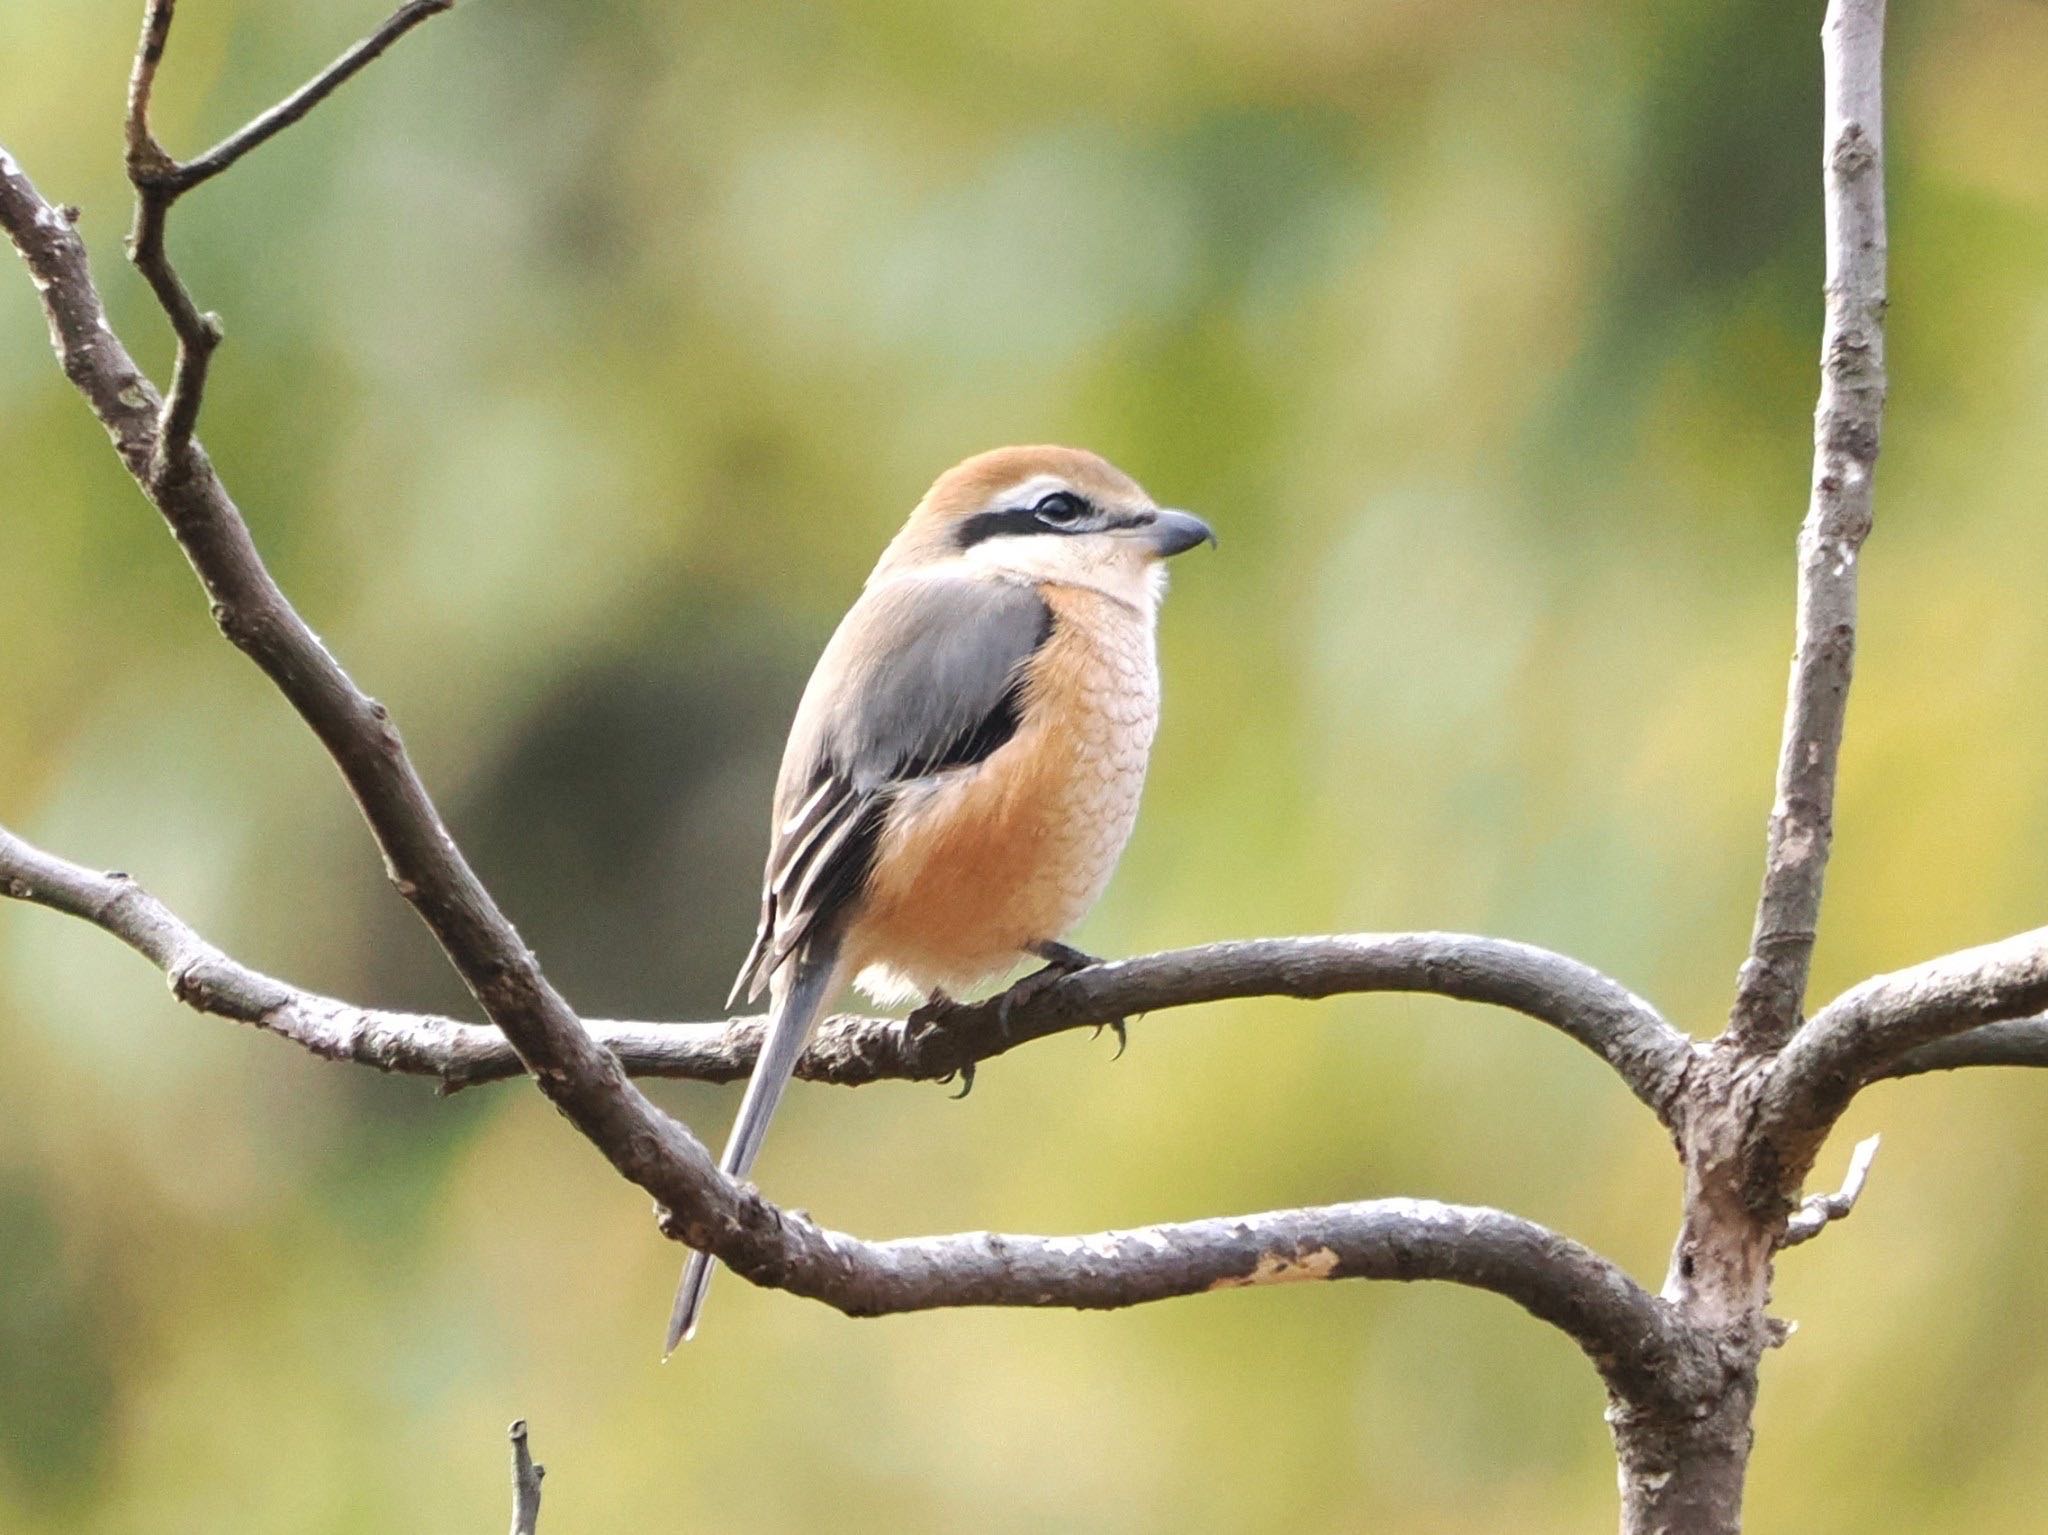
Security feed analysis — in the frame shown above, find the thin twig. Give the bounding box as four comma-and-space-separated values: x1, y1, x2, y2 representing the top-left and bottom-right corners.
0, 821, 1694, 1112
175, 0, 457, 192
1778, 1133, 1880, 1249
1880, 1016, 2048, 1078
124, 0, 174, 166
123, 0, 212, 475
1727, 0, 1889, 1053
507, 1420, 543, 1535
117, 0, 454, 476
505, 1424, 544, 1530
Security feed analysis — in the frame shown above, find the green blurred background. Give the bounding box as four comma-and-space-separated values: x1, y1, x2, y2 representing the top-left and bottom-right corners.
3, 0, 2046, 1529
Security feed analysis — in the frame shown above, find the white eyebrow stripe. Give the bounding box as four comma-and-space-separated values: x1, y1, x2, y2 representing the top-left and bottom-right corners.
984, 474, 1074, 512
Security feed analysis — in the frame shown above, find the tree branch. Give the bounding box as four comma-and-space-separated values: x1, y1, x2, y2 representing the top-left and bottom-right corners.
1727, 0, 1888, 1053
0, 149, 159, 473
168, 1, 457, 194
0, 822, 1693, 1113
507, 1420, 543, 1535
119, 0, 455, 475
1879, 1016, 2048, 1078
1749, 928, 2048, 1206
0, 831, 1699, 1403
689, 1196, 1714, 1412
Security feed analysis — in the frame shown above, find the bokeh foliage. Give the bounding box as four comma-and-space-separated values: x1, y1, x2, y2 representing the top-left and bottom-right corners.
3, 0, 2047, 1529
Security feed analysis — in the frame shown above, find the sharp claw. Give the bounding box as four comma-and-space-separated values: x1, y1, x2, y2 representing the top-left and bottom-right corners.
1087, 1016, 1129, 1056
948, 1061, 976, 1100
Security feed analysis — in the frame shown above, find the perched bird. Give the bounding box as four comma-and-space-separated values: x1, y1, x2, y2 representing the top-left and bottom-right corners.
666, 444, 1213, 1351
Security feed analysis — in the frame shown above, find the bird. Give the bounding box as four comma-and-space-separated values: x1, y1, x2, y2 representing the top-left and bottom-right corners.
665, 444, 1214, 1351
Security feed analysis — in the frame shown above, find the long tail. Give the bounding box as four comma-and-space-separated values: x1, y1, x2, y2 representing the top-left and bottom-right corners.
664, 940, 845, 1354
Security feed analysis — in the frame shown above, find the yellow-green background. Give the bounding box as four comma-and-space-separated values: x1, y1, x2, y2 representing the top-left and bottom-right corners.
3, 0, 2045, 1529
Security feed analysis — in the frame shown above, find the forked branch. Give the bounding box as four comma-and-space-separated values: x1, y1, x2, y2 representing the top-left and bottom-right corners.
1752, 928, 2048, 1199
121, 0, 455, 473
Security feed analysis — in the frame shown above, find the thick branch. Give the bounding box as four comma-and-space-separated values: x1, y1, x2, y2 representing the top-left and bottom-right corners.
685, 1196, 1713, 1411
0, 150, 160, 472
1727, 0, 1888, 1052
1749, 928, 2048, 1208
0, 840, 1701, 1407
0, 823, 1691, 1111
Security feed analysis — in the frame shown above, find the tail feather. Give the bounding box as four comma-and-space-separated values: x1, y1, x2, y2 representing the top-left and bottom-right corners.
726, 918, 773, 1010
665, 941, 844, 1354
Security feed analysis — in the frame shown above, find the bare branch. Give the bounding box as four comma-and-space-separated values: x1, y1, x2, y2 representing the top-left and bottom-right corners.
0, 822, 1692, 1112
0, 150, 160, 473
0, 823, 1706, 1405
173, 1, 458, 193
690, 1196, 1713, 1411
1777, 1133, 1879, 1249
0, 829, 1705, 1393
123, 1, 174, 166
1749, 928, 2048, 1205
507, 1420, 543, 1535
0, 828, 1700, 1399
1880, 1016, 2048, 1078
1727, 0, 1889, 1053
118, 0, 454, 473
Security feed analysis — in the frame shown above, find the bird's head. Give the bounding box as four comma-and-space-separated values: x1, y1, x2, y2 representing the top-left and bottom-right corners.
874, 445, 1214, 608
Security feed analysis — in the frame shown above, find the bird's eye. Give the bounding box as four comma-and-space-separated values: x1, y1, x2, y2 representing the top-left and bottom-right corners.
1032, 491, 1090, 529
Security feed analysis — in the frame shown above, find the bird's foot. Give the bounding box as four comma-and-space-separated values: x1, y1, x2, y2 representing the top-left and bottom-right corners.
999, 942, 1127, 1056
908, 986, 957, 1030
909, 988, 978, 1099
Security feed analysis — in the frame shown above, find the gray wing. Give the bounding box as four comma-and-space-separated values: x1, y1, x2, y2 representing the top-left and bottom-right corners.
728, 575, 1054, 1004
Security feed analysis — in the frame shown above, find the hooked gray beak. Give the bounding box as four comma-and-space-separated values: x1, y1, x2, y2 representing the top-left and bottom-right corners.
1143, 508, 1217, 558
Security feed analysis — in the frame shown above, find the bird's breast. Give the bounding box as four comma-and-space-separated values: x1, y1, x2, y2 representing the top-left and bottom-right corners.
851, 584, 1160, 1000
